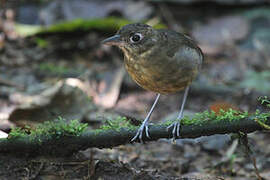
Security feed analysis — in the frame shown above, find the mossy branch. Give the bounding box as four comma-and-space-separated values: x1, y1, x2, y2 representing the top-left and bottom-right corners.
0, 110, 269, 157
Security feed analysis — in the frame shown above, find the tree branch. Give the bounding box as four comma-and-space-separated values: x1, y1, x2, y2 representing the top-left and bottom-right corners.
0, 113, 269, 157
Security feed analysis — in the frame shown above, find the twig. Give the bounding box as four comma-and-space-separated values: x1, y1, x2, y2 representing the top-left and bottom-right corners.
239, 133, 262, 180
0, 115, 269, 157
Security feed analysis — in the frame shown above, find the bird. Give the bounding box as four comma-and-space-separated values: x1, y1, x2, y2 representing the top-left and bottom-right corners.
102, 23, 203, 142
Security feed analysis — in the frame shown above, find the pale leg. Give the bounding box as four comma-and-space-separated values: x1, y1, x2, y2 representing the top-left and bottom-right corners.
167, 86, 190, 140
131, 93, 161, 142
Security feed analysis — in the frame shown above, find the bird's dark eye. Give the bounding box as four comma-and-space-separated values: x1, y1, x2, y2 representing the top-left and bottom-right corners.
130, 33, 143, 43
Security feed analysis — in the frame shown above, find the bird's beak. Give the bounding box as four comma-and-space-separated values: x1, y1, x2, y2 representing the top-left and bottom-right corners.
101, 35, 124, 46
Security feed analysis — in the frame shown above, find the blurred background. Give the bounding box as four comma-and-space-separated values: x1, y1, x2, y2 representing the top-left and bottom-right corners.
0, 0, 270, 179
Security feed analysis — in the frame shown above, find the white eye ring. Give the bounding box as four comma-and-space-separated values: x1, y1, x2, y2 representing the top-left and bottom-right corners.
130, 33, 143, 43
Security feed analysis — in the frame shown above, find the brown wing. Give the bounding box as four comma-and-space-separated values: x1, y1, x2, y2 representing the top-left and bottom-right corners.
157, 29, 203, 91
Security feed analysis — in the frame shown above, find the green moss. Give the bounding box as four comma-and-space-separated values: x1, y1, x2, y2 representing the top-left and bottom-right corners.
257, 112, 270, 122
100, 116, 137, 131
258, 96, 270, 108
8, 117, 88, 140
15, 17, 166, 37
255, 96, 270, 129
42, 17, 130, 34
254, 108, 270, 129
160, 109, 264, 127
34, 117, 87, 137
216, 110, 249, 122
34, 37, 49, 48
8, 127, 28, 138
178, 109, 239, 125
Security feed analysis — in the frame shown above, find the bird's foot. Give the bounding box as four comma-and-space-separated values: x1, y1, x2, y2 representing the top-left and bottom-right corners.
131, 121, 150, 143
167, 121, 181, 141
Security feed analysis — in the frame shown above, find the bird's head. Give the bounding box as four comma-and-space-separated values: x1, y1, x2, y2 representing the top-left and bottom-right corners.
102, 23, 159, 55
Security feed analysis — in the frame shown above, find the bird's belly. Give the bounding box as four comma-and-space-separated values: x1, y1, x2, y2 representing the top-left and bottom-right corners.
125, 60, 198, 94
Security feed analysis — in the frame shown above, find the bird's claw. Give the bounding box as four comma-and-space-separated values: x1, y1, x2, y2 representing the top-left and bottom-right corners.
167, 121, 181, 141
131, 122, 150, 143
